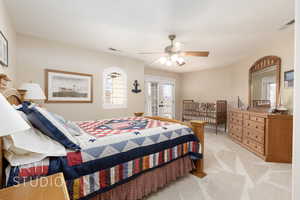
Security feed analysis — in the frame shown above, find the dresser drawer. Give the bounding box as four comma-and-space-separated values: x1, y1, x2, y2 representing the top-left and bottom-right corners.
230, 112, 243, 119
244, 120, 265, 132
229, 123, 243, 133
232, 133, 242, 142
244, 128, 264, 144
243, 137, 264, 155
249, 115, 265, 123
229, 117, 243, 126
229, 129, 242, 137
229, 123, 243, 142
229, 131, 242, 142
243, 113, 250, 120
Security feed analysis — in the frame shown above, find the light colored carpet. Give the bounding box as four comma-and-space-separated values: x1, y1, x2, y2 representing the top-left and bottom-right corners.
146, 129, 292, 200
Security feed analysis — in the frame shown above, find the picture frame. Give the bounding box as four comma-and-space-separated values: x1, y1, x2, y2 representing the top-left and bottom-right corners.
0, 31, 8, 67
45, 69, 93, 103
284, 70, 294, 88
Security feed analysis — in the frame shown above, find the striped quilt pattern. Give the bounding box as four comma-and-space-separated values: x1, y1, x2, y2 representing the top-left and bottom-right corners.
67, 141, 198, 200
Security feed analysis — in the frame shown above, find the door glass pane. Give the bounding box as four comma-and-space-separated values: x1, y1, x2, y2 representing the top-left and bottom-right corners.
159, 83, 174, 119
145, 82, 158, 116
151, 83, 158, 116
145, 80, 175, 118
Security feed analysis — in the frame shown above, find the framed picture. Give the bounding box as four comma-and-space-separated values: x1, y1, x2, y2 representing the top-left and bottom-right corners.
284, 70, 294, 88
0, 31, 8, 67
45, 69, 93, 103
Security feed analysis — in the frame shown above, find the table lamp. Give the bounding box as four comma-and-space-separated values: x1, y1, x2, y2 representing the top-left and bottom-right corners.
19, 82, 46, 103
0, 93, 30, 136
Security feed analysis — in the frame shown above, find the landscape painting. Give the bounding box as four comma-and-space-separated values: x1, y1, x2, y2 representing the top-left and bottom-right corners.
45, 69, 93, 103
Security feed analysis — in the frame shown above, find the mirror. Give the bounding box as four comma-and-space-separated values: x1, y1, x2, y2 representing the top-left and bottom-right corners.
249, 56, 281, 108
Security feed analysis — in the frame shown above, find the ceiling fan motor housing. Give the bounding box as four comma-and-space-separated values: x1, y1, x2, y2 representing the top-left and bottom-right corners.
168, 34, 176, 41
165, 45, 181, 55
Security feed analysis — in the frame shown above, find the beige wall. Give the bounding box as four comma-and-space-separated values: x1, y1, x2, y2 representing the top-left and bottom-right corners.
16, 34, 145, 121
144, 67, 182, 120
181, 66, 236, 106
0, 0, 17, 86
182, 31, 295, 111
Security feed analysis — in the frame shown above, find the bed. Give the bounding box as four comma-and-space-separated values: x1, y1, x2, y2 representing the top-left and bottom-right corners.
0, 83, 206, 200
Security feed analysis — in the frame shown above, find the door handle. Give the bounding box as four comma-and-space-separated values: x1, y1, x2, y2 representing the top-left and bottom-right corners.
159, 105, 164, 107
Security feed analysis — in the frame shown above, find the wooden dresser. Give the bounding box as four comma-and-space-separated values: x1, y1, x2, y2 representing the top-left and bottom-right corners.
229, 109, 293, 163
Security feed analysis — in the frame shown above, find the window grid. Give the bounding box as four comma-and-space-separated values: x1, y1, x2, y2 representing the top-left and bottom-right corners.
103, 67, 127, 109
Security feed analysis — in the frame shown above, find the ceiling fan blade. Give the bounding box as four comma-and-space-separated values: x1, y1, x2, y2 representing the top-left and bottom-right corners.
147, 58, 163, 66
138, 52, 164, 54
183, 51, 210, 57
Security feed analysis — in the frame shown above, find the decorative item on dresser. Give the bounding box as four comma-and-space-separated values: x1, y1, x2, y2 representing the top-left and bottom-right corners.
182, 100, 227, 134
229, 109, 293, 163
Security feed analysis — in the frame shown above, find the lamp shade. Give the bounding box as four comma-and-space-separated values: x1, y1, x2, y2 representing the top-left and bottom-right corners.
0, 93, 30, 136
19, 82, 46, 100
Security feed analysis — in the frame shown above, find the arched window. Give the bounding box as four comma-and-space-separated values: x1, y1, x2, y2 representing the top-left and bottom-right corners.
103, 67, 127, 109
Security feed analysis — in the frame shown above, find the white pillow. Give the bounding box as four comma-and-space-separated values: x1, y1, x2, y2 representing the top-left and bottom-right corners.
3, 111, 66, 166
49, 112, 84, 136
4, 150, 47, 166
25, 105, 81, 150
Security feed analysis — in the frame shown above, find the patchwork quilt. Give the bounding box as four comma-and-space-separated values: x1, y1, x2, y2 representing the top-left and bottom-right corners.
6, 117, 202, 200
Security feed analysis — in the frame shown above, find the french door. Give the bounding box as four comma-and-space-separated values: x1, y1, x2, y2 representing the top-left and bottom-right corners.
145, 76, 175, 119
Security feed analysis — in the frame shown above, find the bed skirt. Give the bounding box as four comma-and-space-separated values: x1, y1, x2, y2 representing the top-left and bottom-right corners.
90, 156, 194, 200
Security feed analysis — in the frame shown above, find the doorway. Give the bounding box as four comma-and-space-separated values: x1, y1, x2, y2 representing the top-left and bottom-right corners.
145, 76, 175, 119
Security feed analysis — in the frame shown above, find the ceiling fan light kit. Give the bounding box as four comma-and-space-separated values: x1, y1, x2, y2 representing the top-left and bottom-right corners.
166, 59, 172, 66
159, 54, 186, 67
140, 34, 209, 67
171, 54, 179, 62
159, 56, 167, 64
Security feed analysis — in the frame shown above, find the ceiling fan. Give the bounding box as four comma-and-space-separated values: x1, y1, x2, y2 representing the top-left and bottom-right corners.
139, 34, 209, 67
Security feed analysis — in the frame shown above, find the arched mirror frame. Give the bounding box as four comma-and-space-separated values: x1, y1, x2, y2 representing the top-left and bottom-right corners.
249, 56, 281, 108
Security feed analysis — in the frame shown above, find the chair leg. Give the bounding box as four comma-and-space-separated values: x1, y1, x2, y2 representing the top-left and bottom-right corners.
225, 122, 227, 133
215, 124, 218, 135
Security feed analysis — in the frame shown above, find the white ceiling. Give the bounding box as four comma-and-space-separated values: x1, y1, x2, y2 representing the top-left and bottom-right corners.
4, 0, 295, 73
